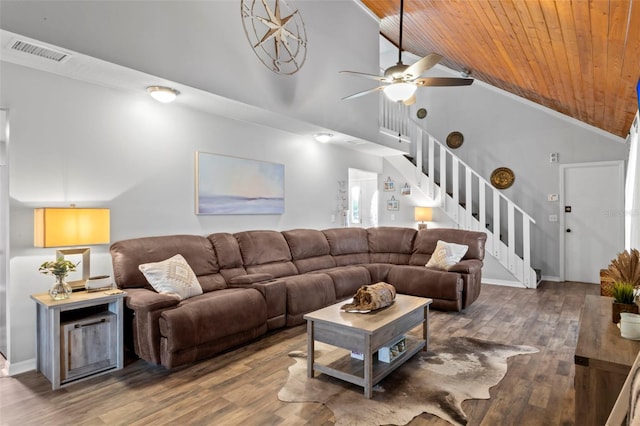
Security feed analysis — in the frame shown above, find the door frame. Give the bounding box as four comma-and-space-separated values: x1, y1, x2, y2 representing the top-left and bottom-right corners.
559, 160, 625, 282
0, 107, 9, 360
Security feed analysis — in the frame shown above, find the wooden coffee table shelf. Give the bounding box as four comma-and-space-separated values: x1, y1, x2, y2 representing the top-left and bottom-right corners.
304, 294, 431, 398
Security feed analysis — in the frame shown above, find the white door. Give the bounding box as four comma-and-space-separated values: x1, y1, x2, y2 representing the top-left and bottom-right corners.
561, 161, 625, 283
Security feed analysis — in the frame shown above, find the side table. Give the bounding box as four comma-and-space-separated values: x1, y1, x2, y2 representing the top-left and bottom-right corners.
575, 294, 640, 425
30, 289, 126, 390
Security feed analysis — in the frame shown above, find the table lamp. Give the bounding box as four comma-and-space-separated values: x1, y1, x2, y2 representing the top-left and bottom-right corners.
414, 207, 432, 230
34, 207, 110, 290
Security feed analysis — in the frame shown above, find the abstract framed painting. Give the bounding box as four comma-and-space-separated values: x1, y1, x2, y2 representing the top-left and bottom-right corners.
196, 152, 284, 215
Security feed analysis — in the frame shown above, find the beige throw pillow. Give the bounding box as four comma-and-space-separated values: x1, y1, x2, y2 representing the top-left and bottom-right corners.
139, 254, 203, 300
426, 240, 469, 270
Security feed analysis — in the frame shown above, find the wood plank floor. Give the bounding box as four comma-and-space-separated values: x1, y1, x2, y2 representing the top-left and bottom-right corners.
0, 282, 599, 425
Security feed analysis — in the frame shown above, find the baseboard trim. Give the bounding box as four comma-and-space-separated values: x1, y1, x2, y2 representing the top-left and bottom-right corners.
482, 279, 526, 288
541, 275, 561, 282
6, 358, 36, 376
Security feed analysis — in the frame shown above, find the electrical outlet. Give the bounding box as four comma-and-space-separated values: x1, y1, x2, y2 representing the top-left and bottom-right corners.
549, 214, 558, 222
548, 194, 559, 202
331, 214, 335, 223
391, 214, 396, 221
550, 152, 558, 163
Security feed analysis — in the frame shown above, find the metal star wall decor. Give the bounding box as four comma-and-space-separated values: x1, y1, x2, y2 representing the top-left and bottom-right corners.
241, 0, 307, 75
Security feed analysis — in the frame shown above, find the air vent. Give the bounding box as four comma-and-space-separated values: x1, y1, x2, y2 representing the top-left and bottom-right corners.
10, 39, 70, 63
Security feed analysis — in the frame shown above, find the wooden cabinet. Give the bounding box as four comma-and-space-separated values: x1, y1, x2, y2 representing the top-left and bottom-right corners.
31, 290, 126, 390
575, 295, 640, 426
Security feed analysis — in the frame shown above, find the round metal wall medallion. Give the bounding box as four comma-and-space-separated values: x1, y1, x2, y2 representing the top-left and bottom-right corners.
416, 108, 427, 119
446, 131, 464, 149
490, 167, 515, 189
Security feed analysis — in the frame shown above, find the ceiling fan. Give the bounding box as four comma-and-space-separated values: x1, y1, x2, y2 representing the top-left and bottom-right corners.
340, 0, 473, 105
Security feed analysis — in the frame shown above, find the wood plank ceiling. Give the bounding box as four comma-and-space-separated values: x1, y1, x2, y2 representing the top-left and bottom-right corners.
361, 0, 640, 138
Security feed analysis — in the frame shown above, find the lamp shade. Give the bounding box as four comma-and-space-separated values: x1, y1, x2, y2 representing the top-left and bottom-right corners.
414, 207, 433, 222
34, 208, 110, 247
383, 82, 417, 102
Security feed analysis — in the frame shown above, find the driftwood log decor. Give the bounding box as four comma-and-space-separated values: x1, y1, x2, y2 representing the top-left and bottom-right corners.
341, 282, 396, 312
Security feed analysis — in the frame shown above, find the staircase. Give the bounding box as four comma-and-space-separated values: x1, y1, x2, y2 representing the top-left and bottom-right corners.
380, 99, 539, 288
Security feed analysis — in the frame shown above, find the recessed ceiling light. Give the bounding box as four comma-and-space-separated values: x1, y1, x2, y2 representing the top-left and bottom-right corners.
313, 133, 334, 143
146, 86, 179, 103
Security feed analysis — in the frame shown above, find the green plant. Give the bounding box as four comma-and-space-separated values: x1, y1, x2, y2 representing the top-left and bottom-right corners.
38, 257, 78, 278
612, 281, 636, 304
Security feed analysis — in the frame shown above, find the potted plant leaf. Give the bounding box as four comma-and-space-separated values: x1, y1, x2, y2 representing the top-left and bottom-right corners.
611, 281, 639, 323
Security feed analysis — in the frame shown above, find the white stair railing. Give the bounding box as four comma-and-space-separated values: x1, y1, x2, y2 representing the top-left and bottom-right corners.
380, 98, 538, 288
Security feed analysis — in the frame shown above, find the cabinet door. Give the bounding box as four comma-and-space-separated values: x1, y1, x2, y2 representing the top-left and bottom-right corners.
61, 312, 117, 383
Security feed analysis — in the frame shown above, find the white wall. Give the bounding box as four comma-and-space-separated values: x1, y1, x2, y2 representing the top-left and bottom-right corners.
409, 75, 629, 279
0, 0, 384, 146
1, 62, 383, 370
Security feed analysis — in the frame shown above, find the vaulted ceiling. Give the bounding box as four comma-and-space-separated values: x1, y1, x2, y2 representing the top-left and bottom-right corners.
362, 0, 640, 138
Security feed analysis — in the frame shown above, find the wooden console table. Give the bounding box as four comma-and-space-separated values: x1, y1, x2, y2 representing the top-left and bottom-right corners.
575, 294, 640, 425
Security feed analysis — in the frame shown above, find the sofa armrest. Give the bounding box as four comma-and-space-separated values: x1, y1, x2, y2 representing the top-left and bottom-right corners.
447, 259, 483, 274
120, 288, 180, 365
230, 279, 286, 329
125, 288, 180, 313
228, 273, 274, 285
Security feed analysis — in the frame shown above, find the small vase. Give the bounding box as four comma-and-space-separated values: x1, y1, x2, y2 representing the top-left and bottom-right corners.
49, 275, 72, 300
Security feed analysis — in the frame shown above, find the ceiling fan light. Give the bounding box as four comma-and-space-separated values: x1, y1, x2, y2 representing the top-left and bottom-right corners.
146, 86, 179, 103
383, 82, 417, 102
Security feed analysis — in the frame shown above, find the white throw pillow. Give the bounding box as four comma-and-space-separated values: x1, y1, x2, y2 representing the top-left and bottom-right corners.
138, 254, 203, 300
426, 240, 469, 270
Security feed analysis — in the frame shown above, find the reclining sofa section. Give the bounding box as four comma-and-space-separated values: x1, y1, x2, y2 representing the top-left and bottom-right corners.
110, 226, 487, 368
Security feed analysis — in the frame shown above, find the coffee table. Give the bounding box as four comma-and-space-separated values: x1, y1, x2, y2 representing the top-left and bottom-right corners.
304, 294, 431, 398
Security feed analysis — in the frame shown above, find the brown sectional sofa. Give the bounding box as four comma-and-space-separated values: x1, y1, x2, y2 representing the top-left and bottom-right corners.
110, 226, 486, 368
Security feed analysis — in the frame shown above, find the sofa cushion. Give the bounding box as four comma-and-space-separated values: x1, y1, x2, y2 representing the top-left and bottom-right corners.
410, 228, 487, 266
388, 265, 462, 301
282, 273, 336, 326
235, 230, 297, 277
139, 254, 203, 300
111, 234, 222, 290
322, 228, 370, 266
426, 240, 469, 270
208, 233, 247, 282
321, 266, 372, 299
368, 226, 416, 264
159, 288, 267, 352
283, 229, 336, 273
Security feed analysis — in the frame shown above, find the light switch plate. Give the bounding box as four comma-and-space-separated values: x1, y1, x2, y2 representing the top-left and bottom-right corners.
548, 194, 559, 202
549, 214, 558, 222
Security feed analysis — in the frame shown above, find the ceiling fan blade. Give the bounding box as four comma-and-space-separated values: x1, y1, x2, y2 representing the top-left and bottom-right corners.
341, 86, 385, 101
403, 54, 443, 79
402, 94, 416, 106
415, 77, 474, 87
339, 70, 387, 82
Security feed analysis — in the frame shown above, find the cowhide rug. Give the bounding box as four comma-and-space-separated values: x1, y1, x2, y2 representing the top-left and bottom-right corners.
278, 336, 538, 426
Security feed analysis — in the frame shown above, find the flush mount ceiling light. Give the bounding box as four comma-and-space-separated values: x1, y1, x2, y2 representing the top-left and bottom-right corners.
313, 133, 334, 143
146, 86, 179, 103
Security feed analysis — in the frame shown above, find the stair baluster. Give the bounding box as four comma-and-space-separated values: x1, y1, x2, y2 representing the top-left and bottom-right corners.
380, 97, 538, 288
